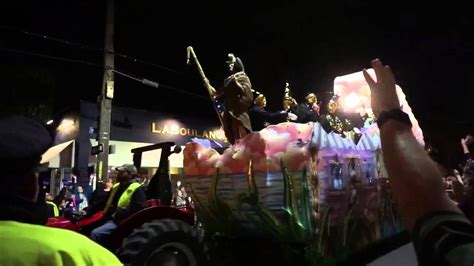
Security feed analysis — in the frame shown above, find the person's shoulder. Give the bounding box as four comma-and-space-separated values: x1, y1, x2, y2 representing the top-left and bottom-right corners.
39, 224, 123, 264
234, 72, 250, 81
5, 221, 90, 245
1, 221, 122, 265
7, 221, 87, 242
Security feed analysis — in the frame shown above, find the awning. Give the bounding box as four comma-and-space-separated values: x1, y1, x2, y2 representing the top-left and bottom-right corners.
40, 140, 74, 164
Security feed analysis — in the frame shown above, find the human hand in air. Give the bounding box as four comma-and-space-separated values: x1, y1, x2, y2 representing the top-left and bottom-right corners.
363, 59, 400, 118
461, 135, 473, 147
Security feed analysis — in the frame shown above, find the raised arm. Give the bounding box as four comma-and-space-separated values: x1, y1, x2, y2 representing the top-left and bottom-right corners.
461, 135, 472, 160
363, 59, 461, 229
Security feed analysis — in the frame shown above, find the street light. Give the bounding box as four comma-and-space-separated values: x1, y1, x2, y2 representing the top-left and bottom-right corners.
57, 118, 75, 131
46, 119, 54, 125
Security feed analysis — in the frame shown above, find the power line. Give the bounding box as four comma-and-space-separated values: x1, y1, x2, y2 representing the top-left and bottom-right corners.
112, 69, 207, 100
0, 46, 207, 100
0, 25, 185, 75
0, 47, 102, 67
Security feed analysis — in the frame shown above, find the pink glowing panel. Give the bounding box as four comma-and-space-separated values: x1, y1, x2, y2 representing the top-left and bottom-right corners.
333, 69, 374, 116
333, 69, 424, 145
183, 122, 315, 176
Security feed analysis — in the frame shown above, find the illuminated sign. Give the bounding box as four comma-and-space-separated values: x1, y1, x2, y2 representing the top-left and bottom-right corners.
151, 122, 227, 142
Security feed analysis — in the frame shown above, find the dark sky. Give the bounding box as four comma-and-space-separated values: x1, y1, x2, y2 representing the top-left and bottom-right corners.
1, 0, 473, 166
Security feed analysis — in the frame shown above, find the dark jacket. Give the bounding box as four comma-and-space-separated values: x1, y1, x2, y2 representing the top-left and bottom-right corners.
290, 104, 319, 124
249, 105, 288, 131
84, 186, 111, 217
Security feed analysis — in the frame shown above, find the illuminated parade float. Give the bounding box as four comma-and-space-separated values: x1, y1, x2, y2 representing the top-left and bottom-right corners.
183, 65, 424, 263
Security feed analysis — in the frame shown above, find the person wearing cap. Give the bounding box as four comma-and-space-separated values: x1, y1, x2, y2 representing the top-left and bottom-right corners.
0, 116, 122, 265
89, 163, 146, 245
304, 92, 321, 116
282, 83, 317, 124
297, 95, 319, 123
320, 95, 353, 135
45, 192, 60, 217
249, 91, 297, 131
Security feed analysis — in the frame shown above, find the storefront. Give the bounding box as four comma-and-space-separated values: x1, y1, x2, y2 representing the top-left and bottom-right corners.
50, 101, 227, 188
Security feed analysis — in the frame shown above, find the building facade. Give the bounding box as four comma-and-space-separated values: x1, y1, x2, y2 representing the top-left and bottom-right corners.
51, 101, 227, 187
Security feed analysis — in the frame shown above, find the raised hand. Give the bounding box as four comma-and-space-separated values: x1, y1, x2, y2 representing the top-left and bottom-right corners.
209, 85, 218, 99
362, 59, 400, 118
461, 135, 473, 147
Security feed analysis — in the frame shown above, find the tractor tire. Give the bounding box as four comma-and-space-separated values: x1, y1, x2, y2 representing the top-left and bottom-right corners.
118, 219, 208, 266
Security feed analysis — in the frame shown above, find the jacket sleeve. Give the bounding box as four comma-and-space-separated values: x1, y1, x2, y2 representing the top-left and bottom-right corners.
413, 211, 474, 266
53, 187, 67, 207
306, 110, 320, 123
266, 110, 288, 124
297, 104, 320, 123
253, 107, 287, 123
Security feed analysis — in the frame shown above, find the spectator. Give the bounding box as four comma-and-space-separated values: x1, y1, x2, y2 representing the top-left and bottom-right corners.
81, 179, 113, 216
45, 193, 59, 218
90, 164, 146, 245
363, 59, 474, 265
0, 116, 121, 265
77, 186, 88, 211
461, 135, 472, 161
175, 186, 188, 207
85, 168, 96, 200
459, 135, 474, 222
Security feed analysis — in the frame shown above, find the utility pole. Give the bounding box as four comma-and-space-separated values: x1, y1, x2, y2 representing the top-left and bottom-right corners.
97, 0, 115, 182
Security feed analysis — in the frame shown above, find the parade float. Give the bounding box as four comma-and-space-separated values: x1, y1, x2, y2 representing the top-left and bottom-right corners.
182, 67, 425, 265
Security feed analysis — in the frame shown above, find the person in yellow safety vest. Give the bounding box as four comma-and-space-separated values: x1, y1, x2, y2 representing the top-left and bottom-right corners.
46, 199, 59, 217
90, 164, 146, 245
0, 116, 122, 266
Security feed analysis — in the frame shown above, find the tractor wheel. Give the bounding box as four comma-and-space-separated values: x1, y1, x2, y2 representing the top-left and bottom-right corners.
118, 219, 208, 266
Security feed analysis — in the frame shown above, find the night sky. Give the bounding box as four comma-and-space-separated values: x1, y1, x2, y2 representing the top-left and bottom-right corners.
1, 0, 473, 168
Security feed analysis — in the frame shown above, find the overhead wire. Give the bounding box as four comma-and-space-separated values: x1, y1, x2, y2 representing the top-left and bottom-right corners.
0, 46, 206, 100
0, 47, 102, 67
0, 25, 184, 75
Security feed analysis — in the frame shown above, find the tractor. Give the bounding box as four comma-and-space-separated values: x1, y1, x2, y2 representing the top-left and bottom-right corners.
47, 142, 207, 266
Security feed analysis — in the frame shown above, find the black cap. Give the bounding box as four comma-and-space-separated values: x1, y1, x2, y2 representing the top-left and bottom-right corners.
0, 116, 52, 175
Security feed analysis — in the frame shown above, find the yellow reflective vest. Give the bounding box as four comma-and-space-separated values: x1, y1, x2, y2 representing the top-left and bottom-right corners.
104, 182, 142, 214
46, 200, 59, 217
0, 220, 122, 265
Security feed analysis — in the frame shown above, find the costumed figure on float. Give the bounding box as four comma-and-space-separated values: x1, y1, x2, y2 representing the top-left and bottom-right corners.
320, 95, 354, 136
212, 53, 254, 144
187, 47, 253, 144
249, 90, 297, 131
304, 92, 321, 116
282, 83, 318, 123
